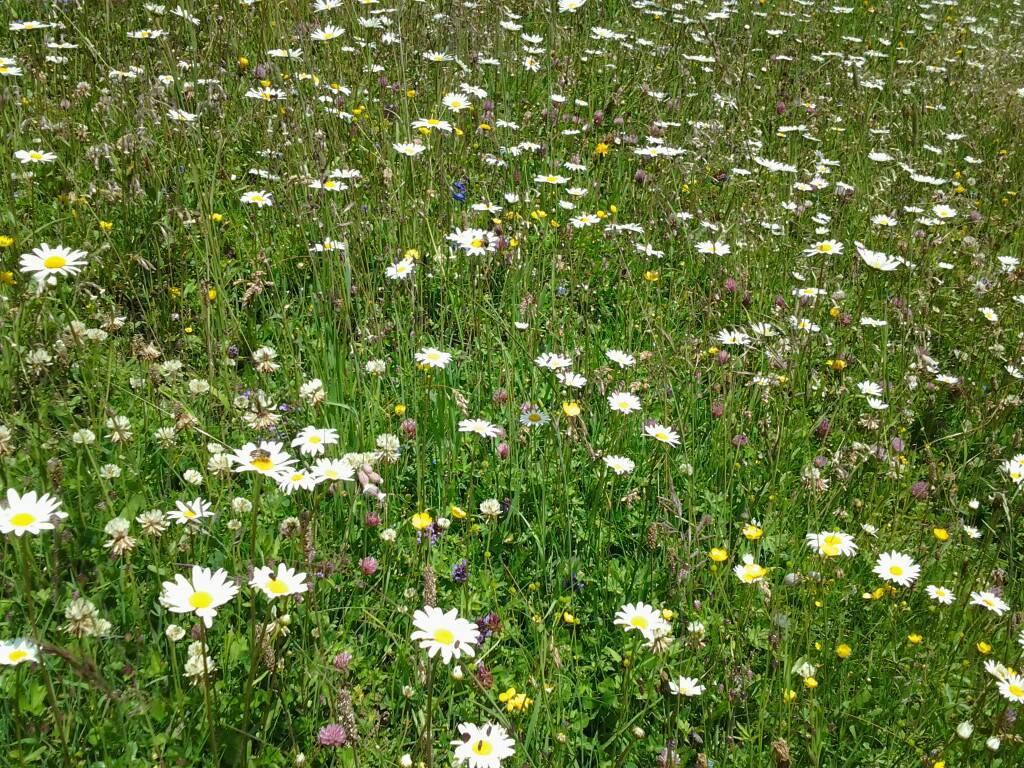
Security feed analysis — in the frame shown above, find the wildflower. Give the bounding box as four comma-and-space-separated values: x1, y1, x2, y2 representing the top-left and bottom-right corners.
805, 531, 857, 557
668, 676, 705, 697
452, 722, 515, 768
240, 190, 273, 207
415, 347, 452, 369
926, 585, 955, 605
603, 455, 635, 475
613, 602, 669, 641
19, 243, 88, 281
251, 564, 309, 599
608, 392, 641, 414
410, 606, 480, 664
159, 565, 239, 627
709, 548, 728, 562
291, 426, 339, 457
230, 441, 296, 476
644, 422, 680, 446
0, 489, 67, 536
873, 552, 920, 587
734, 554, 768, 584
168, 497, 213, 525
970, 591, 1010, 616
0, 640, 38, 666
498, 687, 533, 713
459, 419, 501, 438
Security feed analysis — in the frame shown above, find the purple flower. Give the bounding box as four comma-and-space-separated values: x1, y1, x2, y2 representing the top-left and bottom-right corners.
317, 723, 348, 747
358, 557, 378, 576
451, 558, 469, 584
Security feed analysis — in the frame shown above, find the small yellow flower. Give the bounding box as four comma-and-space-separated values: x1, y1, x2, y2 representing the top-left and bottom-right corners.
828, 306, 841, 318
169, 286, 181, 298
826, 358, 846, 371
406, 89, 416, 98
210, 212, 224, 223
562, 401, 581, 417
0, 236, 13, 248
238, 56, 249, 68
448, 504, 466, 520
99, 220, 113, 232
709, 547, 728, 563
977, 641, 992, 655
908, 633, 923, 645
803, 677, 818, 689
394, 403, 406, 416
643, 270, 660, 282
259, 79, 271, 88
933, 527, 949, 542
783, 689, 797, 702
836, 643, 852, 659
742, 523, 763, 540
594, 142, 609, 156
478, 123, 492, 132
0, 271, 15, 285
411, 512, 432, 531
562, 612, 578, 625
660, 608, 675, 621
207, 288, 217, 301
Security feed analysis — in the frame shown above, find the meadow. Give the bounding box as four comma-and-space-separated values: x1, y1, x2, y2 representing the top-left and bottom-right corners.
2, 0, 1024, 765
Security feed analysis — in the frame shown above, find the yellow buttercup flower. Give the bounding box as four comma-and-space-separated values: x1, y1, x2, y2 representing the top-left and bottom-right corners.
411, 512, 432, 531
562, 401, 581, 417
709, 547, 728, 563
742, 523, 763, 540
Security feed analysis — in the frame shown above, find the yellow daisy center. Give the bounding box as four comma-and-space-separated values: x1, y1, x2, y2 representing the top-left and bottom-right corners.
433, 628, 455, 645
9, 649, 28, 662
308, 435, 322, 443
472, 740, 493, 756
10, 512, 36, 527
1010, 684, 1024, 697
251, 457, 274, 471
267, 579, 289, 595
43, 255, 67, 270
629, 616, 649, 629
189, 591, 214, 609
889, 565, 903, 576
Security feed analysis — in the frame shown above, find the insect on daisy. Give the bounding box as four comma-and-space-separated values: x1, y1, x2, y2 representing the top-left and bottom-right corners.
452, 722, 516, 768
410, 606, 480, 664
230, 441, 297, 476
